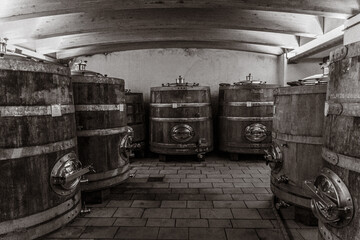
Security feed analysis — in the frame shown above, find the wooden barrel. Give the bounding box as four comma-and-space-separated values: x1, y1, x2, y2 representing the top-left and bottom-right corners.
218, 83, 278, 158
72, 70, 131, 193
150, 83, 213, 157
305, 43, 360, 239
268, 84, 327, 213
0, 59, 82, 239
125, 91, 146, 156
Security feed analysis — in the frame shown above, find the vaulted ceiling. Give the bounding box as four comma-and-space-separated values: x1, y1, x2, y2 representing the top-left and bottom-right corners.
0, 0, 359, 61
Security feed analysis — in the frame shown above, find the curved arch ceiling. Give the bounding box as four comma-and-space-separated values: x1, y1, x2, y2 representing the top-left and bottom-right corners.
0, 0, 358, 60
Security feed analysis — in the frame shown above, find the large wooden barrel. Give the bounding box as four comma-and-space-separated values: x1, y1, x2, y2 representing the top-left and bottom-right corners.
0, 59, 82, 239
305, 43, 360, 239
72, 70, 132, 194
218, 83, 278, 159
150, 81, 213, 158
267, 84, 327, 218
125, 91, 146, 157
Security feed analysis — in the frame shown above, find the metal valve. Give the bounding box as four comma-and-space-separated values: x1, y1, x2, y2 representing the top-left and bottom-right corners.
276, 200, 290, 209
119, 126, 135, 160
305, 168, 354, 227
264, 143, 283, 173
196, 138, 209, 160
276, 175, 289, 184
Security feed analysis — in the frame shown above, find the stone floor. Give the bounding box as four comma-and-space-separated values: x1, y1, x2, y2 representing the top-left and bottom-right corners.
43, 154, 318, 240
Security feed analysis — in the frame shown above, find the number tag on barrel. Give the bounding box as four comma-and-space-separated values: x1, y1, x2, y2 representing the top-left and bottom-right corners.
51, 104, 62, 117
172, 103, 178, 108
119, 104, 124, 112
246, 102, 252, 107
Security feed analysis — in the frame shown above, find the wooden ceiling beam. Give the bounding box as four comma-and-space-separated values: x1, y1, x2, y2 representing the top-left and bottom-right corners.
287, 25, 344, 63
1, 0, 358, 21
0, 9, 324, 43
56, 41, 284, 59
24, 29, 299, 54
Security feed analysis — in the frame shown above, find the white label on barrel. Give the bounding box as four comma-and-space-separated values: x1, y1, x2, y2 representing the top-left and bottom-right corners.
51, 104, 62, 117
119, 104, 124, 112
246, 102, 252, 107
273, 106, 276, 115
172, 103, 178, 108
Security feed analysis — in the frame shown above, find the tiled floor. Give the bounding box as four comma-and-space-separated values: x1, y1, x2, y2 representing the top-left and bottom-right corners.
43, 154, 318, 240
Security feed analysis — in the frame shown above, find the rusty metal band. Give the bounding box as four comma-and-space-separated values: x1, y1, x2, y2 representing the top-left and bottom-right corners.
150, 117, 210, 122
77, 126, 130, 137
0, 192, 80, 235
72, 76, 124, 85
150, 142, 197, 149
325, 101, 360, 117
272, 132, 323, 145
318, 221, 341, 240
0, 105, 74, 117
322, 147, 360, 173
220, 101, 273, 106
0, 138, 77, 160
0, 59, 70, 76
75, 104, 125, 111
219, 116, 272, 121
82, 167, 130, 191
150, 103, 210, 107
270, 182, 310, 208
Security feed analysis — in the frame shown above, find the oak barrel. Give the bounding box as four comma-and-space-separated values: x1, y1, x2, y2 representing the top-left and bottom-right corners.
125, 90, 146, 157
218, 83, 278, 157
268, 84, 327, 212
72, 69, 131, 193
305, 43, 360, 240
150, 79, 213, 158
0, 58, 81, 239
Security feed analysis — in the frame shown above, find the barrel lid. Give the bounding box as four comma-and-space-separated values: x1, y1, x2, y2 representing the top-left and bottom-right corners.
219, 83, 280, 90
151, 85, 210, 91
274, 84, 327, 95
287, 74, 328, 86
71, 71, 124, 85
0, 57, 70, 76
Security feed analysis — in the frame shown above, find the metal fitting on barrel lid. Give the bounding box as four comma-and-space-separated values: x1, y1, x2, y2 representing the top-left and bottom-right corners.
161, 75, 199, 87
0, 38, 8, 58
234, 73, 265, 85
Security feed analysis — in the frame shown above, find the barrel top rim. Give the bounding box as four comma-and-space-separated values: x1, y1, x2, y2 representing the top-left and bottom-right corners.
0, 58, 70, 76
71, 74, 124, 84
219, 84, 280, 89
151, 86, 210, 91
274, 84, 327, 95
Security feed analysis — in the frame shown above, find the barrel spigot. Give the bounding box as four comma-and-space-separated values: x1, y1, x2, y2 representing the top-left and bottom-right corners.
276, 175, 289, 184
276, 200, 290, 209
